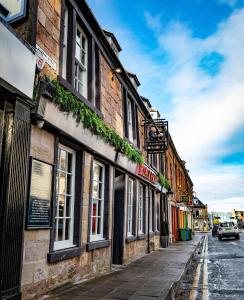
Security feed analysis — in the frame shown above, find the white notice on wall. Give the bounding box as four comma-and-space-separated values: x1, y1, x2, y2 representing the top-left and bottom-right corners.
36, 44, 57, 71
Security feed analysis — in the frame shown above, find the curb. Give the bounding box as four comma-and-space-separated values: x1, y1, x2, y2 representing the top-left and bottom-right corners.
164, 235, 205, 300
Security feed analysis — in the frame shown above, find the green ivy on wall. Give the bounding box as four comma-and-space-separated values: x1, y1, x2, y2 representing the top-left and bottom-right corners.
158, 172, 171, 190
48, 79, 144, 165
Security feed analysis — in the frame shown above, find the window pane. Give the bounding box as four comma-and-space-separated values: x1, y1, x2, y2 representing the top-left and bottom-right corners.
58, 195, 65, 217
65, 219, 70, 240
66, 196, 71, 217
92, 199, 97, 217
92, 217, 97, 235
93, 180, 98, 198
93, 164, 100, 181
99, 166, 103, 182
67, 174, 72, 195
98, 199, 102, 217
67, 153, 73, 173
59, 149, 66, 171
98, 182, 103, 199
58, 219, 64, 241
58, 171, 66, 194
97, 217, 101, 234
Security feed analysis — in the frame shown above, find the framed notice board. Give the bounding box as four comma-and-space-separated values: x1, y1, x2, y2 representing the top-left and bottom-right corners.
26, 157, 53, 229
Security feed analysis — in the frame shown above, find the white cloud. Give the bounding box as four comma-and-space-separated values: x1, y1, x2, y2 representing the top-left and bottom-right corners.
88, 0, 244, 212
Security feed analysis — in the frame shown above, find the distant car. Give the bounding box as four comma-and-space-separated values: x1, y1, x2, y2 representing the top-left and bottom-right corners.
238, 221, 244, 229
212, 225, 219, 237
218, 222, 240, 240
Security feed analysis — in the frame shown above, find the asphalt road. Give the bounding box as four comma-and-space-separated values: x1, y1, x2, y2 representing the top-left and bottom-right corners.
208, 231, 244, 300
176, 231, 244, 300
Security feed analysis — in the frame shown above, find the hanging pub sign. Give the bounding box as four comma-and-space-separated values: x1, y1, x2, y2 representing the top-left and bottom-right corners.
144, 118, 168, 154
181, 195, 190, 203
26, 158, 53, 229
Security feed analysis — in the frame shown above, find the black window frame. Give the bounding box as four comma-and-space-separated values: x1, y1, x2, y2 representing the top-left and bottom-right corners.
59, 0, 101, 112
123, 88, 140, 148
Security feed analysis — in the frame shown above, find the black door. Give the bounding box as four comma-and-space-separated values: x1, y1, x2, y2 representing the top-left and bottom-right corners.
0, 93, 31, 299
112, 170, 125, 265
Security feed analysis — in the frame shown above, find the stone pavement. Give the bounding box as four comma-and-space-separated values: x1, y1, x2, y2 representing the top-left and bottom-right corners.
39, 233, 204, 300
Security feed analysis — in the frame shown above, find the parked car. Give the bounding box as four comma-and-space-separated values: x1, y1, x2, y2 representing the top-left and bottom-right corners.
212, 224, 219, 236
237, 221, 244, 229
218, 222, 240, 240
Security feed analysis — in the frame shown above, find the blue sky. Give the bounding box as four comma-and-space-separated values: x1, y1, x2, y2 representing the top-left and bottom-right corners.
87, 0, 244, 212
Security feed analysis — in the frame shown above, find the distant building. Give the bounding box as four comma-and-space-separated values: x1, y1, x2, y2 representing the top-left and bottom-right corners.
192, 197, 209, 231
232, 209, 244, 222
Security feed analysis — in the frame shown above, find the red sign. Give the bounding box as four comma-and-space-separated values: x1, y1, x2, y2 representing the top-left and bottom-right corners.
136, 165, 158, 184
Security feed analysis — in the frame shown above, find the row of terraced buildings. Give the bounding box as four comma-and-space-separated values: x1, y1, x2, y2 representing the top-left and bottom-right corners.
0, 1, 194, 299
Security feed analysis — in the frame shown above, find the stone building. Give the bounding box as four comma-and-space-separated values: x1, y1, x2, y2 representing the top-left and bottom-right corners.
192, 197, 209, 231
0, 0, 171, 299
165, 135, 194, 242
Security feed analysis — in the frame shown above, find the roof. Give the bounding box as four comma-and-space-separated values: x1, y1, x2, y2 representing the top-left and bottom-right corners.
141, 96, 152, 108
126, 71, 141, 87
103, 29, 122, 52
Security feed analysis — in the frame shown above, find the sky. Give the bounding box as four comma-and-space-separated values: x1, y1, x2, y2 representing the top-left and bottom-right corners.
87, 0, 244, 212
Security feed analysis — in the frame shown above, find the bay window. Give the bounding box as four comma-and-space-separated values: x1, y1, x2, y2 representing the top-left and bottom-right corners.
127, 98, 133, 142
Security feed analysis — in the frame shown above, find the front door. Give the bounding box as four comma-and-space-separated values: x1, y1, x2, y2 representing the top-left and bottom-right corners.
112, 170, 125, 265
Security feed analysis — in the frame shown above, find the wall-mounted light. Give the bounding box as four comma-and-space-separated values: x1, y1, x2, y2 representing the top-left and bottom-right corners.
111, 67, 122, 81
36, 119, 45, 129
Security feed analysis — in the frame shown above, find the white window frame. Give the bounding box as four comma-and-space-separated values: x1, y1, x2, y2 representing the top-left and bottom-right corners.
74, 24, 88, 98
90, 160, 105, 242
54, 144, 76, 251
138, 184, 144, 234
149, 189, 154, 232
62, 5, 68, 79
127, 99, 133, 142
127, 178, 134, 236
155, 196, 160, 232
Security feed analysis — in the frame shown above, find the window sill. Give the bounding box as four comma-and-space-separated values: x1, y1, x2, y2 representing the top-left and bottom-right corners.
47, 246, 83, 263
59, 77, 103, 119
87, 240, 110, 251
137, 234, 147, 240
155, 230, 160, 236
126, 235, 137, 243
149, 232, 155, 237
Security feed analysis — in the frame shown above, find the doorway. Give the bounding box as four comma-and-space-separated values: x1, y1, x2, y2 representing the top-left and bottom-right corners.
112, 169, 125, 265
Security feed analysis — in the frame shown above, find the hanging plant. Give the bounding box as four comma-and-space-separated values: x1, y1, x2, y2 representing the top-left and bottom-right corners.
42, 79, 144, 165
158, 172, 171, 190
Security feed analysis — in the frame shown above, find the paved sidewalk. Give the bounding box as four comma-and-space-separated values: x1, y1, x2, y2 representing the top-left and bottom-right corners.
39, 234, 204, 300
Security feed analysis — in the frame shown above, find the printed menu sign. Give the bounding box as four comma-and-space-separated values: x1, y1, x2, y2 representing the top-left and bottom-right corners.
27, 158, 53, 229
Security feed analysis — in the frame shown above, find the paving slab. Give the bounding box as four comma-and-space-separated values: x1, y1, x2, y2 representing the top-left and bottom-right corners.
38, 233, 204, 300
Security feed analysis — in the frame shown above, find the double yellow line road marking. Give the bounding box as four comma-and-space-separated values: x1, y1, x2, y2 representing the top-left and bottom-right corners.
189, 235, 209, 300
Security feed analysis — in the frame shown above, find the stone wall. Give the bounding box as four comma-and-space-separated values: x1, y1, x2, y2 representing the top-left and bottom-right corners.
100, 54, 124, 138
21, 127, 112, 299
37, 0, 61, 79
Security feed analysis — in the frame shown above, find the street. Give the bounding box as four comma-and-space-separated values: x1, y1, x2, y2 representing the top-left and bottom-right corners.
176, 231, 244, 300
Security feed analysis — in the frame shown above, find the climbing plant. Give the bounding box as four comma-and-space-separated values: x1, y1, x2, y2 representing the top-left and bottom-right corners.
45, 79, 144, 165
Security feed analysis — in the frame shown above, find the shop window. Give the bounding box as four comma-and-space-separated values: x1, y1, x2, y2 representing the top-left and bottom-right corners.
90, 161, 105, 241
138, 184, 144, 234
155, 197, 160, 231
54, 144, 76, 250
127, 178, 134, 236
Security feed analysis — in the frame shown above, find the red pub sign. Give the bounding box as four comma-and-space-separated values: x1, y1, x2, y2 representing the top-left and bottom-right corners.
135, 165, 158, 184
